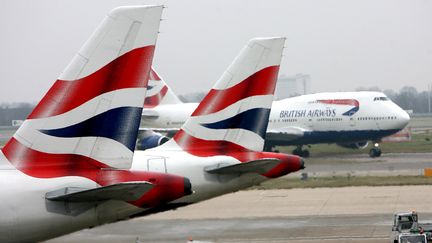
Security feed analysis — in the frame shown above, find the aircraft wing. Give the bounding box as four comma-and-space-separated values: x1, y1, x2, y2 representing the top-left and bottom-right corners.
45, 182, 154, 202
266, 126, 309, 141
138, 127, 180, 139
142, 109, 159, 119
138, 126, 308, 141
139, 127, 179, 133
204, 158, 280, 175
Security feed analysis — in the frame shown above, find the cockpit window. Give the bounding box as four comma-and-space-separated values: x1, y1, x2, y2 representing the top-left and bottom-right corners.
373, 97, 388, 101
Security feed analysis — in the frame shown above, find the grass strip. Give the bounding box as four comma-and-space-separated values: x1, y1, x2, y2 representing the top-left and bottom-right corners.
252, 176, 432, 190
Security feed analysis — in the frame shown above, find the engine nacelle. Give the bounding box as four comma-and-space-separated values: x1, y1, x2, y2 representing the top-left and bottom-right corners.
337, 141, 369, 150
136, 131, 169, 150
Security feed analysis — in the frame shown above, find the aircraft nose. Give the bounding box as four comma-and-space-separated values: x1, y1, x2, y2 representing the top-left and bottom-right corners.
397, 110, 410, 128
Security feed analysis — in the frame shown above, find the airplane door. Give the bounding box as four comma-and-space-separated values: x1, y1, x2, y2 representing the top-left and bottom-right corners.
307, 118, 314, 129
375, 119, 381, 130
147, 157, 167, 173
349, 117, 356, 127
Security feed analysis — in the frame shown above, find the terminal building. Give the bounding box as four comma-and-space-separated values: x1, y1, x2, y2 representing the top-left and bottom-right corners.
275, 74, 311, 99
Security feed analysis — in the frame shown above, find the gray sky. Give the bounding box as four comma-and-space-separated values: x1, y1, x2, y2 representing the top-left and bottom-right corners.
0, 0, 431, 103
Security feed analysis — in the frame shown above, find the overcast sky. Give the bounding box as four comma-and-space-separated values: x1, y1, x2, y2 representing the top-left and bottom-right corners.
0, 0, 431, 103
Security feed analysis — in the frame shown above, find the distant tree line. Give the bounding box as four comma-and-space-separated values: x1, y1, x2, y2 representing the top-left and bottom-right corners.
0, 86, 430, 126
0, 103, 33, 126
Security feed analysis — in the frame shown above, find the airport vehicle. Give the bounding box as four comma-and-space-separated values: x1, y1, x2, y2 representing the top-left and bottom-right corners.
397, 233, 427, 243
132, 37, 305, 206
140, 72, 410, 158
392, 212, 432, 242
0, 6, 193, 242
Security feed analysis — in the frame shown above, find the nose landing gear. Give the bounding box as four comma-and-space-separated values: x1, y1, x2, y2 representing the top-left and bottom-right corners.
369, 142, 382, 158
293, 145, 310, 158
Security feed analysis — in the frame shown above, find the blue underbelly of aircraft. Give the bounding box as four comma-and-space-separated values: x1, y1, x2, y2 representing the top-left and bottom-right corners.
270, 129, 401, 146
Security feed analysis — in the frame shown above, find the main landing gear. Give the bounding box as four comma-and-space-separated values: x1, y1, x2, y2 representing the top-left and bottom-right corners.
369, 142, 382, 158
293, 145, 310, 158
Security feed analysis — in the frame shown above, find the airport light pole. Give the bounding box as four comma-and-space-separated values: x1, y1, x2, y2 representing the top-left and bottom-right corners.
429, 84, 431, 113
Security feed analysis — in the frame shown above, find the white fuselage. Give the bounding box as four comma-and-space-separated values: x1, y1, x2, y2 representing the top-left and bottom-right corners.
0, 143, 290, 243
0, 154, 143, 243
131, 149, 268, 204
142, 91, 410, 146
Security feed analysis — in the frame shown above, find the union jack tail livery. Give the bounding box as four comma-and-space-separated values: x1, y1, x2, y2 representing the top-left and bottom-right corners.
2, 6, 163, 172
0, 7, 197, 242
171, 37, 285, 153
144, 67, 182, 108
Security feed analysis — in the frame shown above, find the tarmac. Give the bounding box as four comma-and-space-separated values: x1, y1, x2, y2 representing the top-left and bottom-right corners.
46, 185, 432, 243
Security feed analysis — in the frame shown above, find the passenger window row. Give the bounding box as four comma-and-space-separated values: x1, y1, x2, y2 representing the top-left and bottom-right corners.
316, 118, 342, 122
270, 119, 298, 123
358, 116, 397, 121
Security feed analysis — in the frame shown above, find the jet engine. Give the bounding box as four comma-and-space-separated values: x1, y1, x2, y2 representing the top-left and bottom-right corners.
336, 141, 369, 149
136, 130, 169, 150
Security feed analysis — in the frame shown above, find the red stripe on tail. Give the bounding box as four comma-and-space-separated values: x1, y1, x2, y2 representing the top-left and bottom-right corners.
191, 66, 279, 116
144, 86, 168, 108
174, 130, 264, 162
149, 68, 161, 81
2, 138, 189, 208
28, 46, 155, 119
2, 138, 109, 180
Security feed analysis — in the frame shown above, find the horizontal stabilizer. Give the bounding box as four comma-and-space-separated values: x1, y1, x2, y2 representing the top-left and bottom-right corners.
205, 158, 280, 175
45, 181, 154, 202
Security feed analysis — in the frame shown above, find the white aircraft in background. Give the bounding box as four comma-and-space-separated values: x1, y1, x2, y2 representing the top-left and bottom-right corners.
132, 36, 304, 207
140, 71, 410, 158
0, 6, 193, 242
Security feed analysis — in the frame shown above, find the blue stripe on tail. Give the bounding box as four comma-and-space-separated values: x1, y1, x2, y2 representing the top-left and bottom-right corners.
39, 107, 142, 151
201, 108, 271, 139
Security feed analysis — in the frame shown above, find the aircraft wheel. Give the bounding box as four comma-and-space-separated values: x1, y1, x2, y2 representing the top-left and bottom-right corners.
375, 148, 382, 157
369, 149, 376, 158
369, 148, 381, 158
302, 150, 310, 158
292, 148, 302, 156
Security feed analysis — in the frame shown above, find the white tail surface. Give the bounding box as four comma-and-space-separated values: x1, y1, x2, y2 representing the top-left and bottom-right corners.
3, 6, 163, 172
170, 37, 286, 152
144, 67, 183, 108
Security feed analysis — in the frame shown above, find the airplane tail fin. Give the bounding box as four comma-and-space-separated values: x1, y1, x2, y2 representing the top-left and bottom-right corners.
2, 6, 163, 176
170, 37, 285, 153
144, 67, 182, 108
